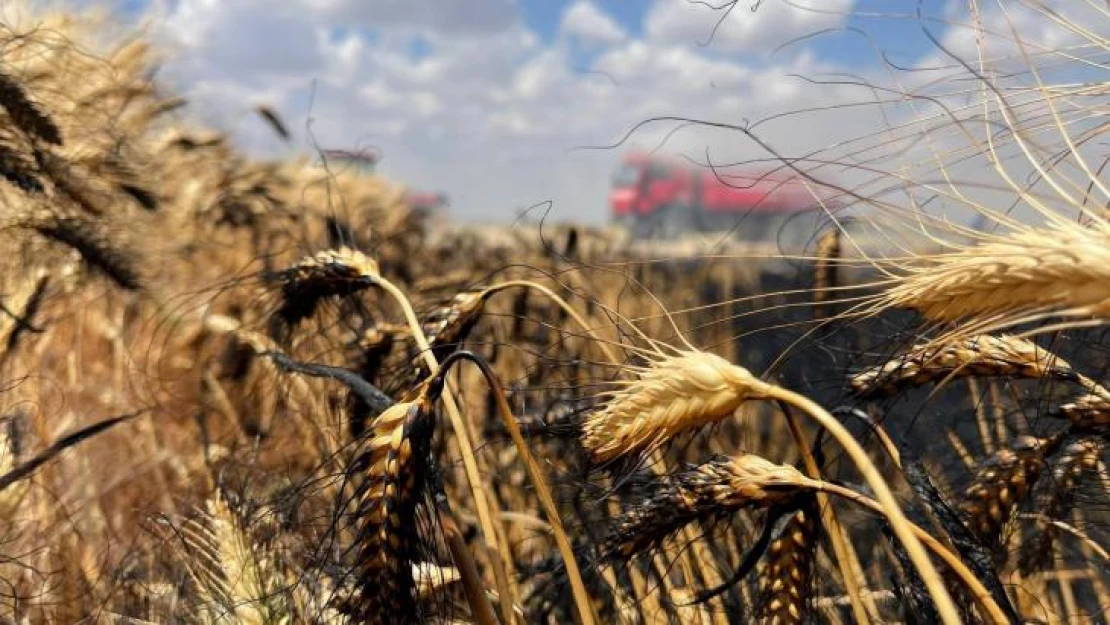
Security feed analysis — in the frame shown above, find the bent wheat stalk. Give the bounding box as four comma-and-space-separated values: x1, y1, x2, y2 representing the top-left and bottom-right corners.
582, 349, 961, 623
415, 278, 621, 378
435, 350, 596, 625
779, 403, 876, 623
272, 248, 514, 621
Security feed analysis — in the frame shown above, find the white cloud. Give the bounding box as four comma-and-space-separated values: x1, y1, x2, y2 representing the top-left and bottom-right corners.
144, 0, 1033, 226
645, 0, 855, 54
560, 1, 626, 46
300, 0, 520, 36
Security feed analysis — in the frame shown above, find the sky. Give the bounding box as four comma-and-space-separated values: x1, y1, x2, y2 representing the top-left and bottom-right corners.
64, 0, 1100, 225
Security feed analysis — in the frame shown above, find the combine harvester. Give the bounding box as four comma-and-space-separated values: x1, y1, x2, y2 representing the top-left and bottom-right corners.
435, 151, 938, 278
608, 151, 838, 246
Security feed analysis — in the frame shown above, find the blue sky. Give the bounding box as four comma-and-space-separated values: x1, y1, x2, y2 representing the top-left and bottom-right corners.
93, 0, 1092, 225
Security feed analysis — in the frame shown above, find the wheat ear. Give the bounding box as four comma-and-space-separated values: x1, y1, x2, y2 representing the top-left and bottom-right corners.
1018, 437, 1104, 574
1052, 393, 1110, 428
812, 228, 840, 320
958, 435, 1053, 554
874, 221, 1110, 335
581, 349, 962, 622
756, 495, 818, 624
851, 334, 1081, 398
0, 69, 63, 144
271, 247, 380, 330
435, 350, 597, 625
269, 248, 513, 618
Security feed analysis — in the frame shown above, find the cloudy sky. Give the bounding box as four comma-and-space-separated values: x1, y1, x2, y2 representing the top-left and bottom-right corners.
87, 0, 1094, 224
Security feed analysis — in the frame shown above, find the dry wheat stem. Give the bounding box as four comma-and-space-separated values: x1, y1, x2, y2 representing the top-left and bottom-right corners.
780, 406, 876, 623
1018, 514, 1110, 563
435, 350, 597, 625
762, 386, 964, 624
370, 275, 515, 623
807, 479, 1010, 624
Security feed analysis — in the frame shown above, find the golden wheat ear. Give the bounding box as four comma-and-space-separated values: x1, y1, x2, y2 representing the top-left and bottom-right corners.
873, 221, 1110, 337
850, 334, 1080, 398
581, 350, 772, 463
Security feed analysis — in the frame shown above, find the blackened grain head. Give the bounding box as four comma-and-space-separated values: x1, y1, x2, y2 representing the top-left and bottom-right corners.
269, 247, 380, 335
32, 215, 141, 290
346, 397, 437, 623
756, 495, 819, 624
0, 70, 63, 145
0, 142, 43, 193
958, 435, 1050, 555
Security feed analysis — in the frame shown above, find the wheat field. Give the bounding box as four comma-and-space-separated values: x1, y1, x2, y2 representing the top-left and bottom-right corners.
0, 2, 1107, 624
